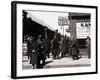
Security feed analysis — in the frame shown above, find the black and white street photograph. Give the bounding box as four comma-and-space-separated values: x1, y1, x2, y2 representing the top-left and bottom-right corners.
22, 10, 91, 69
11, 1, 97, 78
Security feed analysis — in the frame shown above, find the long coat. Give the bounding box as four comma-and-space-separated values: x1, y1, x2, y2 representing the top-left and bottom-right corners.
71, 39, 79, 56
66, 37, 69, 54
31, 42, 39, 65
27, 40, 32, 57
51, 37, 60, 58
51, 38, 60, 49
61, 37, 67, 53
37, 39, 46, 60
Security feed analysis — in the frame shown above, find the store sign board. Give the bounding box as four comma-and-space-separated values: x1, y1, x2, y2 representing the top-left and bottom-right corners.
76, 22, 91, 38
58, 17, 70, 26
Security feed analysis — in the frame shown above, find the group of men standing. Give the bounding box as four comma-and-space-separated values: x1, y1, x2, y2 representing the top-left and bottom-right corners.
51, 30, 80, 60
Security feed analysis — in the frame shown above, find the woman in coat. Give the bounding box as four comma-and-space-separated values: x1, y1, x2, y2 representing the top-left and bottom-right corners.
31, 37, 39, 69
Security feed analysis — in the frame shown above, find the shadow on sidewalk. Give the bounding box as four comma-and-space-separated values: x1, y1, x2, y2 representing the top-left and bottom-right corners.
38, 61, 53, 69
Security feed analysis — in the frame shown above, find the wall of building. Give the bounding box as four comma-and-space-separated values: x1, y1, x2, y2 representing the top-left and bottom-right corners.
70, 19, 90, 48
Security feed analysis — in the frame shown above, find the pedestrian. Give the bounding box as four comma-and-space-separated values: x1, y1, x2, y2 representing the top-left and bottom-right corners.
65, 36, 70, 56
31, 37, 39, 69
69, 36, 73, 56
56, 33, 61, 58
51, 35, 60, 59
71, 37, 80, 60
86, 36, 91, 58
27, 36, 33, 61
61, 36, 67, 57
37, 35, 46, 67
61, 35, 69, 57
44, 38, 51, 58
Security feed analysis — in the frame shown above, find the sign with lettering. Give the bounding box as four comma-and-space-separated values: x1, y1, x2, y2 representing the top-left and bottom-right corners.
76, 22, 91, 38
58, 17, 70, 26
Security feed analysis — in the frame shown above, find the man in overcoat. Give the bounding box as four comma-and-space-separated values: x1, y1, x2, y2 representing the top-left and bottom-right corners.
70, 37, 80, 60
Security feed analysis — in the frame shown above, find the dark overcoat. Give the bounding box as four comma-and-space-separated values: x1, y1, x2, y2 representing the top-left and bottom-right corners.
71, 39, 79, 56
61, 37, 67, 53
31, 42, 39, 65
27, 40, 32, 57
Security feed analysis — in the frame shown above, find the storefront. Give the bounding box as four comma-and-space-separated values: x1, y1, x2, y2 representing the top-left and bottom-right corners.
69, 13, 91, 48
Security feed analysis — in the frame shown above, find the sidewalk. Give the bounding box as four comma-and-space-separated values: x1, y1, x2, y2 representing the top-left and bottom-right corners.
22, 49, 90, 69
22, 55, 91, 69
44, 56, 90, 68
